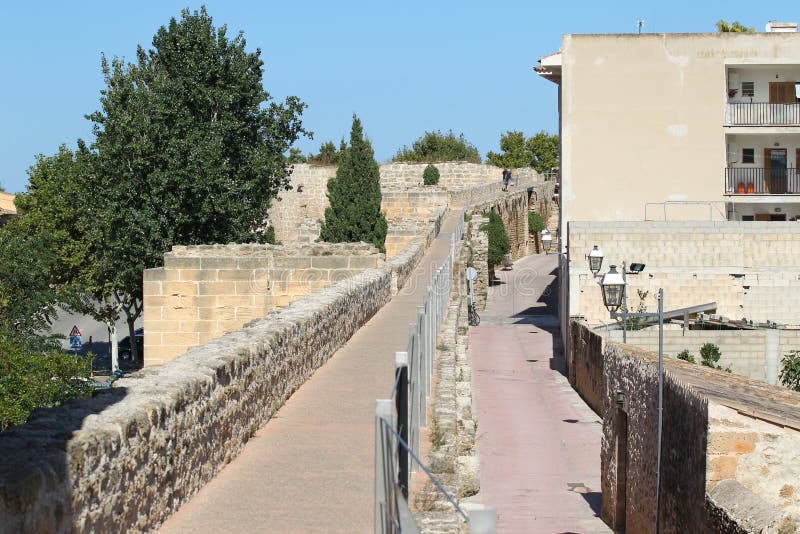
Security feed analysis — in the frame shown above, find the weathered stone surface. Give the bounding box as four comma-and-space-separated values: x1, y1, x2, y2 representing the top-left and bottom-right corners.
0, 265, 404, 533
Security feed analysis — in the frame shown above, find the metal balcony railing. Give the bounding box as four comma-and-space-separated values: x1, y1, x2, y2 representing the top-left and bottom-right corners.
725, 103, 800, 126
725, 167, 800, 194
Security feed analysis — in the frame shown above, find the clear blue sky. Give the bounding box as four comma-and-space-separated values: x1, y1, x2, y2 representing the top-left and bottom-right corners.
1, 1, 798, 193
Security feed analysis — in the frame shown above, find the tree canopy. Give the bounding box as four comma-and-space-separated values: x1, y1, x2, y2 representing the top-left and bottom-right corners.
486, 131, 559, 173
17, 6, 308, 361
716, 20, 755, 33
393, 130, 481, 163
319, 116, 387, 252
307, 140, 346, 165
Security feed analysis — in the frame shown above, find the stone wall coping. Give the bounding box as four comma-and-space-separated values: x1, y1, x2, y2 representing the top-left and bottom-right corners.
603, 336, 800, 430
167, 242, 381, 257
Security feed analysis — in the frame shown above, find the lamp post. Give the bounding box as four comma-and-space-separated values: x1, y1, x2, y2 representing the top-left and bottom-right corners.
588, 245, 604, 276
600, 267, 664, 533
541, 229, 552, 253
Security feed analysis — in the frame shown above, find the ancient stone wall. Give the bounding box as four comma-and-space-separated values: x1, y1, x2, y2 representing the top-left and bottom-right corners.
143, 242, 383, 365
568, 322, 604, 415
466, 189, 530, 261
569, 321, 800, 532
0, 265, 400, 533
267, 163, 540, 245
569, 221, 800, 326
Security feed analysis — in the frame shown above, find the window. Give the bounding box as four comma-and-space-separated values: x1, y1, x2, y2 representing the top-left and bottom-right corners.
742, 148, 755, 164
742, 215, 754, 221
742, 81, 755, 97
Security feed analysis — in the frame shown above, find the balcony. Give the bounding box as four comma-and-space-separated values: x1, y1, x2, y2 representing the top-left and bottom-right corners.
725, 167, 800, 195
725, 103, 800, 127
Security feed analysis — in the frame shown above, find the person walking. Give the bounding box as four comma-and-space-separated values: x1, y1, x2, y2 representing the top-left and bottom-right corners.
502, 168, 512, 191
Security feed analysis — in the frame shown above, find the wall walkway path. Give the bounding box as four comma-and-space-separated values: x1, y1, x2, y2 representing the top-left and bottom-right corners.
158, 215, 460, 533
470, 254, 611, 533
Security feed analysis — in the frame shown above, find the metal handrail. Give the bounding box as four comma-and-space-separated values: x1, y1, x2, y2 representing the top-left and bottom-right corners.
724, 167, 800, 194
377, 210, 496, 534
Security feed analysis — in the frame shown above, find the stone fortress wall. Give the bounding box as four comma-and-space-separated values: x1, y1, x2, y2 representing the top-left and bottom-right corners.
0, 160, 543, 532
143, 242, 384, 365
569, 221, 800, 326
267, 162, 541, 254
570, 321, 800, 532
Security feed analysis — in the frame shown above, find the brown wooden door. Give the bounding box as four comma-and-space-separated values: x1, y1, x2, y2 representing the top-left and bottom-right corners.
769, 82, 796, 103
755, 213, 771, 221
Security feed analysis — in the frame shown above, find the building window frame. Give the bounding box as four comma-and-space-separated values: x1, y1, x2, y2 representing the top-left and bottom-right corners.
742, 148, 755, 164
742, 81, 755, 98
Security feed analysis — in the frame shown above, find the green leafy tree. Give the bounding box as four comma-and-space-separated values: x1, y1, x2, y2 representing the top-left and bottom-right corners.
423, 164, 440, 186
286, 148, 307, 164
0, 332, 93, 431
52, 7, 307, 359
779, 351, 800, 392
480, 211, 510, 266
307, 141, 344, 165
528, 212, 544, 234
716, 20, 755, 33
677, 349, 696, 364
393, 130, 481, 163
486, 130, 559, 173
319, 115, 387, 252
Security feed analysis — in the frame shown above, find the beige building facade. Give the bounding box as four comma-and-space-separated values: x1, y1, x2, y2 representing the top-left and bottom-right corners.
537, 31, 800, 227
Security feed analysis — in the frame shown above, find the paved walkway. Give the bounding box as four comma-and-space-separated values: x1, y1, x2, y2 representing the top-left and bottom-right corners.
159, 215, 460, 533
471, 254, 611, 533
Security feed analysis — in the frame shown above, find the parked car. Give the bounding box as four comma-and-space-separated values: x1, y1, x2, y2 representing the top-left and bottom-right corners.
118, 327, 144, 360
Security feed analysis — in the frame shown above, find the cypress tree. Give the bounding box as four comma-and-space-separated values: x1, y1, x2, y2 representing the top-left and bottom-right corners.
320, 115, 387, 252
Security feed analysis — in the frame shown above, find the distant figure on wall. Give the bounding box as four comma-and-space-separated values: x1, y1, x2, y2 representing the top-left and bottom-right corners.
502, 168, 512, 191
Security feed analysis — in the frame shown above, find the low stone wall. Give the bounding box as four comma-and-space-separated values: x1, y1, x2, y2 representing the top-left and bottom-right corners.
382, 188, 448, 220
143, 242, 384, 365
569, 322, 604, 415
0, 266, 394, 532
569, 320, 800, 532
605, 328, 800, 385
466, 189, 530, 262
380, 162, 538, 191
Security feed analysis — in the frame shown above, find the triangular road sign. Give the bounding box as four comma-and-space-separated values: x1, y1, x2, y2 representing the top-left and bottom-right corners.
69, 325, 82, 338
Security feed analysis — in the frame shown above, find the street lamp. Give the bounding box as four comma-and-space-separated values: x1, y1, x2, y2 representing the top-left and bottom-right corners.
588, 245, 604, 276
541, 229, 552, 253
599, 265, 625, 312
598, 266, 664, 533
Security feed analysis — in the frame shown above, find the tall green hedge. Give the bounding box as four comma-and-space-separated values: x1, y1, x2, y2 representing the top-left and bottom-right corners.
482, 211, 510, 265
319, 115, 387, 253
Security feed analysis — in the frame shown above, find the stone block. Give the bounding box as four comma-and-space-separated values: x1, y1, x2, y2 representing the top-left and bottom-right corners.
349, 256, 379, 269
200, 257, 239, 270
708, 431, 758, 455
179, 269, 218, 282
707, 455, 739, 483
274, 257, 312, 269
143, 267, 180, 282
146, 320, 180, 333
198, 282, 236, 296
161, 307, 197, 321
218, 269, 253, 281
311, 256, 349, 269
162, 282, 198, 297
163, 257, 202, 269
143, 281, 162, 296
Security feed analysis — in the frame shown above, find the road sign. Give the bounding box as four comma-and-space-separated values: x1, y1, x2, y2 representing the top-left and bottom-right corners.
466, 267, 478, 281
69, 325, 82, 350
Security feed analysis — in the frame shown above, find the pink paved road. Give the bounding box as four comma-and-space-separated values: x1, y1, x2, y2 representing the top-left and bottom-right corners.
471, 254, 611, 533
159, 215, 459, 534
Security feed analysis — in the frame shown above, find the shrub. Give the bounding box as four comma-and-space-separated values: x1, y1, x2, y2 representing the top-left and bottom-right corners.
393, 130, 481, 163
528, 212, 544, 234
319, 115, 387, 253
480, 211, 510, 266
423, 164, 440, 186
779, 350, 800, 392
677, 349, 696, 364
700, 343, 730, 372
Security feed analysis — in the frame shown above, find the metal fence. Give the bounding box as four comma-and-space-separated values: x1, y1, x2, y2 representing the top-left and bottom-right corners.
375, 212, 496, 533
725, 167, 800, 194
725, 102, 800, 126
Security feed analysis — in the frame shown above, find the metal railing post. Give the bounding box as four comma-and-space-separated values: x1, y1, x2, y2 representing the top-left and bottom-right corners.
375, 399, 393, 534
417, 306, 427, 427
408, 323, 420, 472
394, 351, 409, 499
